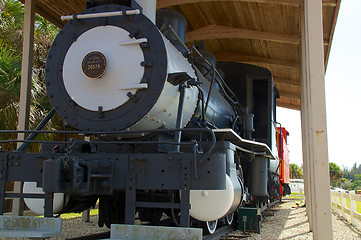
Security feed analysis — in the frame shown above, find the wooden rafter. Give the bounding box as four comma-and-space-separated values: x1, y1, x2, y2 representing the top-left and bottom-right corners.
275, 83, 300, 99
273, 77, 299, 86
277, 90, 299, 99
186, 25, 329, 46
277, 101, 301, 110
186, 25, 299, 44
214, 52, 300, 69
277, 96, 301, 110
325, 0, 341, 69
157, 0, 337, 9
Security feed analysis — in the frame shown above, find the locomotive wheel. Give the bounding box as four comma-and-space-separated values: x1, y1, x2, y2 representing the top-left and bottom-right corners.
225, 213, 234, 225
98, 193, 125, 228
202, 220, 218, 235
138, 208, 163, 225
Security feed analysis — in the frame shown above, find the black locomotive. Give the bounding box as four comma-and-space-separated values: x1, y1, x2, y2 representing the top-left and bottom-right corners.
0, 0, 287, 235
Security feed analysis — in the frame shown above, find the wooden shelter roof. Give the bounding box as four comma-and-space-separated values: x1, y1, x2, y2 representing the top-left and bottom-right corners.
21, 0, 341, 110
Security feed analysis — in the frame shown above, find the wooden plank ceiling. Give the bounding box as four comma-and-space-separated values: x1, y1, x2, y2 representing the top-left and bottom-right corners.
21, 0, 341, 110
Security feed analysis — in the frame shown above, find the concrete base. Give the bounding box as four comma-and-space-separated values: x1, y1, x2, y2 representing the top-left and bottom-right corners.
109, 224, 202, 240
0, 215, 62, 238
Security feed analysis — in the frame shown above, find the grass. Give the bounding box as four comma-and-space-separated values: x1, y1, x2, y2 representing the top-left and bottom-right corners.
285, 192, 304, 199
335, 197, 361, 214
37, 209, 99, 219
287, 192, 361, 213
60, 209, 99, 219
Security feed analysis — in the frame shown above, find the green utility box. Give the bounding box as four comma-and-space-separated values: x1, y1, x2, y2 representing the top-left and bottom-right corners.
237, 207, 261, 233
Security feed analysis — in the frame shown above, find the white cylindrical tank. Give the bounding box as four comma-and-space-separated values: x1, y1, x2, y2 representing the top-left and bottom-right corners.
189, 175, 235, 221
23, 182, 66, 215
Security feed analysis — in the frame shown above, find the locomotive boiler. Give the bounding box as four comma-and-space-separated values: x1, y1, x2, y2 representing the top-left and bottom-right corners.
0, 0, 289, 235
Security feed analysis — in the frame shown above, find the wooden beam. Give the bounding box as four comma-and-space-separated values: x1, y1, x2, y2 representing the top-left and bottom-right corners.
214, 52, 300, 69
187, 25, 329, 46
35, 5, 63, 28
277, 90, 300, 99
277, 101, 301, 110
157, 0, 337, 9
275, 83, 300, 97
186, 25, 300, 44
14, 0, 36, 217
325, 0, 341, 69
301, 0, 333, 238
277, 95, 301, 110
273, 77, 299, 86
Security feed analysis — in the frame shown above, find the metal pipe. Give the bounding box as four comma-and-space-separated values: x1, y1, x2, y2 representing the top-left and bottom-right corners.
235, 145, 266, 156
204, 61, 216, 116
174, 83, 186, 152
0, 127, 213, 136
166, 25, 191, 54
16, 108, 56, 152
192, 140, 198, 179
61, 9, 140, 21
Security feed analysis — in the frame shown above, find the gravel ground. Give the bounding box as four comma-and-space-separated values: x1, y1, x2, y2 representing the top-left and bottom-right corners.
224, 200, 361, 240
1, 200, 361, 239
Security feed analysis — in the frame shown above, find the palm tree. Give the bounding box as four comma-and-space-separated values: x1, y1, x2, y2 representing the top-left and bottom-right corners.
0, 0, 24, 52
0, 41, 21, 150
329, 162, 343, 187
0, 0, 60, 151
290, 163, 303, 179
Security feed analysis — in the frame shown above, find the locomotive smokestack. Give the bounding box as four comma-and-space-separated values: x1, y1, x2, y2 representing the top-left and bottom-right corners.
156, 9, 187, 53
137, 0, 156, 23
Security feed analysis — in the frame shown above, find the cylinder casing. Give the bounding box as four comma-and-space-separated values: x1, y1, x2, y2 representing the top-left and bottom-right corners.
249, 157, 268, 197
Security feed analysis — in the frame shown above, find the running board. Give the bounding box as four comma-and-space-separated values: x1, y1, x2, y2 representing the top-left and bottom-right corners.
213, 129, 276, 159
0, 215, 62, 238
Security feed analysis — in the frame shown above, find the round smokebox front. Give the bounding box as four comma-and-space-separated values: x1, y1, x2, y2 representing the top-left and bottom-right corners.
45, 4, 167, 131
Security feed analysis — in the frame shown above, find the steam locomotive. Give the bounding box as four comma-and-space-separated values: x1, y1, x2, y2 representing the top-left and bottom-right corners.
0, 0, 290, 235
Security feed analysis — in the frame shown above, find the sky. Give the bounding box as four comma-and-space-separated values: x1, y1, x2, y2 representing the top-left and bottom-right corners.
276, 0, 361, 170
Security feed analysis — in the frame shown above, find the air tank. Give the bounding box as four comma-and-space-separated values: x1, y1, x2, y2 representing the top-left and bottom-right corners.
249, 157, 268, 197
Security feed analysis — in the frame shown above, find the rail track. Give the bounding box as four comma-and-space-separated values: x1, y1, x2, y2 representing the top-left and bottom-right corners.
65, 200, 283, 240
66, 231, 110, 240
203, 225, 234, 240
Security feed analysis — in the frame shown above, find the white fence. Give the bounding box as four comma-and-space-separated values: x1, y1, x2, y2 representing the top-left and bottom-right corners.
330, 190, 361, 229
283, 179, 305, 200
283, 188, 304, 201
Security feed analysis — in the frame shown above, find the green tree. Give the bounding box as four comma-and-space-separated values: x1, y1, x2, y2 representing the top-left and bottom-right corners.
349, 174, 361, 191
290, 163, 303, 179
338, 178, 351, 190
0, 0, 24, 52
329, 162, 343, 187
343, 167, 352, 181
0, 0, 60, 151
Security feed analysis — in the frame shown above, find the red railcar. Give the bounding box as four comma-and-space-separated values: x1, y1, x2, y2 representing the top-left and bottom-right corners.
276, 127, 291, 196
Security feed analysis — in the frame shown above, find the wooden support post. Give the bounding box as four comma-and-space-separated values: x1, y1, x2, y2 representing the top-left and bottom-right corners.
12, 0, 36, 216
300, 5, 312, 229
300, 0, 333, 239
